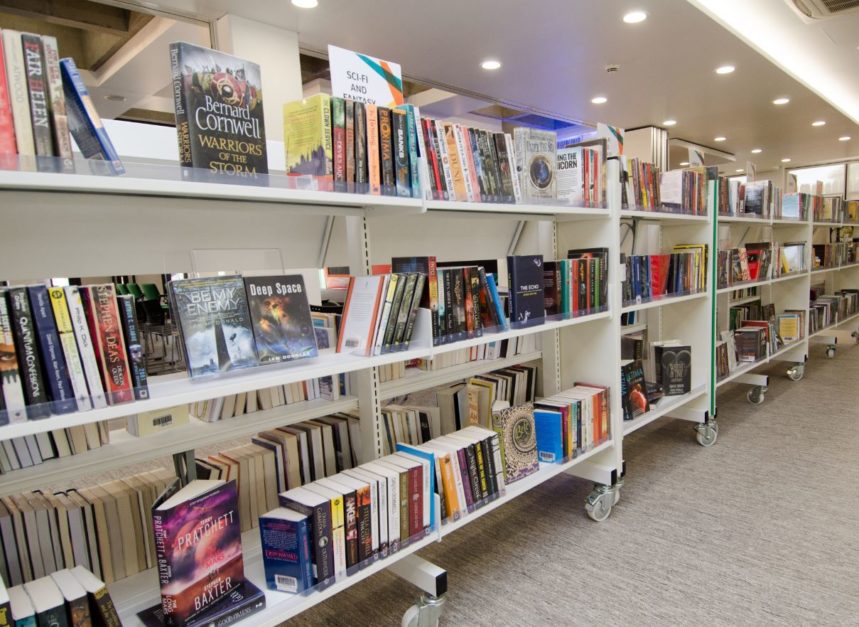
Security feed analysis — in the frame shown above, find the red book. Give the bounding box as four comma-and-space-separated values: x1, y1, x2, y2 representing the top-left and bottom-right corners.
80, 285, 133, 405
0, 34, 17, 160
650, 254, 671, 296
421, 119, 442, 199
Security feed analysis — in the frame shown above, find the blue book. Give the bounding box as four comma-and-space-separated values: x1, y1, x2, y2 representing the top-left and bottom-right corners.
259, 508, 314, 593
396, 104, 422, 198
26, 286, 76, 414
395, 443, 437, 530
485, 273, 508, 331
59, 57, 125, 175
533, 409, 564, 463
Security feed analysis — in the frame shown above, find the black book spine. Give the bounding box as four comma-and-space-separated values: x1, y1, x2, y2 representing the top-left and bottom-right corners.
382, 274, 407, 353
392, 273, 417, 350
451, 269, 467, 341
443, 269, 454, 342
493, 133, 515, 202
377, 107, 396, 195
27, 286, 76, 414
430, 122, 449, 199
117, 295, 149, 400
468, 128, 488, 202
6, 289, 50, 418
356, 488, 372, 564
462, 444, 482, 505
478, 130, 498, 202
467, 267, 483, 337
507, 261, 516, 322
476, 436, 497, 497
470, 442, 490, 501
277, 497, 335, 585
342, 490, 359, 569
391, 110, 411, 198
483, 130, 504, 202
402, 273, 426, 350
169, 43, 193, 168
21, 34, 54, 165
354, 102, 368, 188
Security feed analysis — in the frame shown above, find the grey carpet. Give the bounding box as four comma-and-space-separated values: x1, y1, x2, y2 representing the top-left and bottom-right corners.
288, 344, 859, 626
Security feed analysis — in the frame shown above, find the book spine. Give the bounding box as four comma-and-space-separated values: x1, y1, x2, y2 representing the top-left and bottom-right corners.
21, 34, 54, 163
476, 436, 497, 496
85, 286, 133, 405
0, 292, 27, 423
6, 288, 50, 418
152, 511, 170, 589
355, 485, 372, 563
402, 273, 426, 350
485, 131, 506, 202
391, 109, 411, 198
406, 466, 421, 537
3, 31, 35, 158
365, 103, 380, 195
452, 125, 476, 202
429, 120, 449, 199
341, 490, 359, 569
64, 286, 107, 408
392, 273, 417, 350
439, 122, 461, 200
378, 107, 395, 195
117, 295, 149, 400
382, 274, 407, 353
278, 498, 335, 585
169, 43, 193, 168
464, 128, 484, 202
471, 440, 490, 499
354, 102, 367, 188
331, 97, 346, 192
471, 129, 489, 202
457, 447, 477, 510
345, 99, 355, 188
0, 33, 18, 157
27, 286, 76, 414
41, 35, 74, 172
504, 133, 522, 203
467, 268, 483, 337
420, 119, 441, 199
401, 105, 421, 197
59, 58, 124, 174
442, 268, 454, 342
90, 586, 122, 627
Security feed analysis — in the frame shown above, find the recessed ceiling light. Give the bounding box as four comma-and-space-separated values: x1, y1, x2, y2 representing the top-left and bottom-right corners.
811, 120, 826, 127
623, 10, 648, 23
781, 158, 791, 163
773, 97, 790, 105
591, 96, 607, 104
480, 59, 501, 71
751, 148, 763, 154
679, 161, 690, 166
735, 169, 744, 173
839, 136, 851, 141
291, 0, 318, 6
714, 136, 727, 142
663, 119, 677, 126
105, 94, 126, 102
715, 65, 735, 74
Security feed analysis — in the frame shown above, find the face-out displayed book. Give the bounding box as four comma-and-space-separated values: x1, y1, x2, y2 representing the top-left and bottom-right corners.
491, 402, 539, 483
170, 42, 267, 179
651, 341, 692, 396
507, 255, 545, 328
244, 275, 318, 364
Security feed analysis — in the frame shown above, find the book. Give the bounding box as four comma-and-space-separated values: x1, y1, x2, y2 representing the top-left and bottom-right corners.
507, 255, 545, 328
5, 288, 50, 419
169, 42, 267, 178
59, 58, 124, 174
621, 360, 649, 420
244, 275, 318, 364
7, 585, 35, 627
45, 287, 91, 412
283, 94, 332, 188
40, 36, 74, 173
0, 31, 15, 163
354, 101, 368, 191
365, 103, 380, 194
117, 294, 149, 400
378, 107, 396, 195
513, 128, 557, 201
491, 403, 539, 483
137, 580, 264, 627
20, 34, 54, 170
0, 291, 27, 424
80, 285, 133, 405
337, 275, 385, 355
63, 286, 107, 409
152, 480, 244, 626
533, 408, 564, 463
170, 276, 258, 378
69, 566, 121, 627
27, 285, 76, 414
2, 31, 35, 162
23, 577, 68, 627
278, 486, 335, 586
0, 577, 7, 626
331, 96, 346, 192
345, 99, 355, 189
391, 108, 411, 197
654, 344, 692, 396
556, 146, 582, 205
259, 508, 313, 592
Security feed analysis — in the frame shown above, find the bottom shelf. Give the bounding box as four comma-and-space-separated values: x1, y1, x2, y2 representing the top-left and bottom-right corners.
715, 339, 807, 389
809, 311, 859, 339
622, 385, 708, 436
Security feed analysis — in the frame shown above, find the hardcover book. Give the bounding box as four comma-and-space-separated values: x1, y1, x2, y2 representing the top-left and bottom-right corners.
169, 276, 258, 378
170, 42, 267, 179
491, 402, 539, 483
259, 507, 314, 593
507, 255, 545, 328
152, 480, 244, 627
244, 275, 318, 364
283, 94, 332, 188
80, 285, 133, 405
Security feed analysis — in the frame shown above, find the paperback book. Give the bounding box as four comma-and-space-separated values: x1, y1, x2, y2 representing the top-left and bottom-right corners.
245, 275, 318, 364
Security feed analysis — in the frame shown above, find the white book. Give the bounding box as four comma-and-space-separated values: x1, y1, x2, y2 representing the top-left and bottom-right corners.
7, 585, 36, 625
434, 120, 454, 200
344, 467, 387, 553
504, 133, 523, 204
453, 124, 478, 202
338, 275, 385, 356
58, 332, 92, 411
360, 461, 400, 547
2, 31, 35, 159
64, 287, 107, 409
41, 36, 74, 171
372, 274, 393, 356
556, 147, 583, 204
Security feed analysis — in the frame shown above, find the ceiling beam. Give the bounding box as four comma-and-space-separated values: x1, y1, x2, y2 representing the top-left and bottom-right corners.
0, 0, 130, 35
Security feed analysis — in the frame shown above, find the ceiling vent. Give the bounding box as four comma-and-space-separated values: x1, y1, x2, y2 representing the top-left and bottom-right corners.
787, 0, 859, 22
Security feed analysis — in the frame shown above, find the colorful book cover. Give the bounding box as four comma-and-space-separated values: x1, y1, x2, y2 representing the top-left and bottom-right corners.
283, 94, 332, 187
59, 58, 124, 174
345, 98, 355, 188
137, 580, 264, 627
2, 30, 35, 161
0, 30, 17, 161
533, 409, 564, 463
80, 285, 133, 405
170, 42, 267, 178
354, 101, 367, 189
152, 480, 244, 627
259, 508, 313, 593
507, 255, 545, 328
331, 96, 346, 191
513, 127, 557, 201
170, 276, 258, 378
365, 103, 380, 194
491, 403, 538, 483
244, 275, 318, 364
378, 106, 395, 195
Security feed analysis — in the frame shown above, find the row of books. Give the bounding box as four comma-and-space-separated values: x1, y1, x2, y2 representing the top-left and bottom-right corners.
1, 566, 120, 627
0, 284, 149, 425
779, 192, 818, 221
533, 385, 611, 462
716, 243, 806, 289
809, 289, 859, 333
0, 29, 123, 174
408, 334, 539, 372
718, 179, 783, 219
812, 242, 858, 269
620, 340, 693, 421
814, 196, 852, 223
545, 250, 610, 316
621, 245, 709, 305
0, 421, 107, 475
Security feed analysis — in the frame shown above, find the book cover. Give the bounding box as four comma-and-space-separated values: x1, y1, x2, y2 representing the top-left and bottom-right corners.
391, 108, 411, 197
656, 345, 692, 396
507, 255, 545, 328
21, 34, 54, 170
621, 360, 649, 419
5, 288, 50, 419
0, 32, 19, 161
80, 285, 133, 405
117, 294, 150, 400
259, 508, 313, 593
378, 107, 396, 195
152, 480, 243, 627
59, 58, 124, 174
244, 275, 318, 364
170, 276, 258, 378
491, 403, 539, 483
331, 96, 346, 191
40, 36, 74, 173
513, 128, 557, 201
170, 42, 267, 178
278, 487, 335, 586
493, 133, 515, 203
556, 147, 583, 204
0, 291, 27, 424
138, 580, 264, 627
27, 285, 76, 414
396, 104, 421, 197
283, 94, 332, 186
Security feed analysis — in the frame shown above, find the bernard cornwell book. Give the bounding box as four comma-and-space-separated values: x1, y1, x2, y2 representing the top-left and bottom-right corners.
170, 42, 267, 179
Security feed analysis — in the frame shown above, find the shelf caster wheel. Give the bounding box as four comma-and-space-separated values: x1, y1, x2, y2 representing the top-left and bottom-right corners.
402, 594, 445, 627
695, 421, 718, 447
826, 345, 836, 359
746, 386, 766, 405
786, 365, 804, 381
585, 484, 614, 522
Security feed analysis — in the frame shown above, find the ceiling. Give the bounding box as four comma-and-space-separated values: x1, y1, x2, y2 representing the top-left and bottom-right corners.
65, 0, 859, 171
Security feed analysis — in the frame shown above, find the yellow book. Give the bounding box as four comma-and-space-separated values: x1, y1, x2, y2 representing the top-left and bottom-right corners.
443, 123, 468, 201
283, 94, 333, 186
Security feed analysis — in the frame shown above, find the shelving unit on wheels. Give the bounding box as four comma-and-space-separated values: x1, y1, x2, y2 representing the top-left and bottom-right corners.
616, 197, 716, 448
0, 148, 622, 624
714, 215, 812, 405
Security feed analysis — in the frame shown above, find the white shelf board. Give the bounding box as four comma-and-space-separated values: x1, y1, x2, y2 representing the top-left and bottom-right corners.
621, 291, 708, 314
113, 512, 439, 627
771, 218, 809, 225
0, 311, 610, 441
622, 385, 708, 436
809, 311, 859, 339
718, 215, 771, 224
715, 359, 765, 388
423, 199, 609, 220
439, 439, 614, 538
0, 397, 358, 497
812, 221, 841, 228
620, 322, 648, 335
379, 351, 542, 401
728, 294, 763, 306
811, 263, 859, 275
716, 271, 808, 295
620, 209, 710, 223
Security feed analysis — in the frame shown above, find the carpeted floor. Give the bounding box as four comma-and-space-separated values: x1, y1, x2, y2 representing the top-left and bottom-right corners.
289, 344, 859, 626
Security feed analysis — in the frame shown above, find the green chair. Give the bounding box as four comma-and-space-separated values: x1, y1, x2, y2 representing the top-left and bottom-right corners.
141, 283, 161, 301
126, 283, 144, 299
115, 283, 129, 295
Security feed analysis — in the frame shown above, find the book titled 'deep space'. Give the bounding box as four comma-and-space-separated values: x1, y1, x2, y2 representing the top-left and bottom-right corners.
244, 275, 318, 365
170, 42, 267, 179
152, 479, 245, 627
